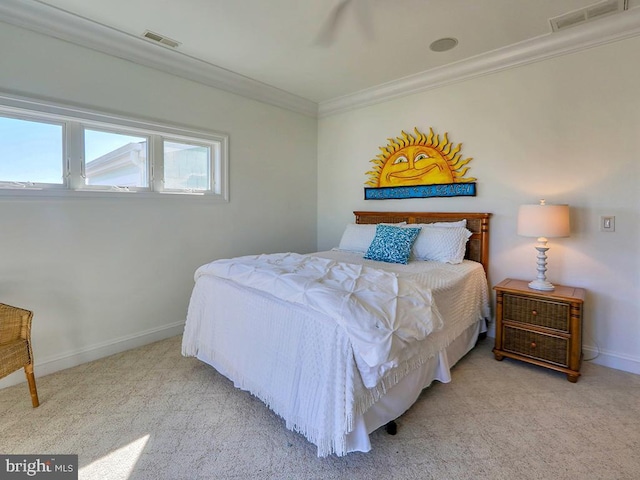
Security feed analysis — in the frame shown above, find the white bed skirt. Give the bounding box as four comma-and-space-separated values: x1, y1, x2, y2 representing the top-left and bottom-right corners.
345, 319, 482, 453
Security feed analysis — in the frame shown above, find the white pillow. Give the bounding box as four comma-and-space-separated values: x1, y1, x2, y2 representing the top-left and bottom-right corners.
338, 224, 378, 253
413, 219, 466, 228
337, 222, 406, 253
411, 226, 472, 264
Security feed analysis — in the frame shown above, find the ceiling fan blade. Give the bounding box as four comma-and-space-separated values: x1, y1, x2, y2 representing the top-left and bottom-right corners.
313, 0, 352, 46
353, 0, 375, 41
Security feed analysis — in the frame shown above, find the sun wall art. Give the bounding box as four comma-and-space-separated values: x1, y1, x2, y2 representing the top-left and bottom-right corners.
364, 127, 477, 200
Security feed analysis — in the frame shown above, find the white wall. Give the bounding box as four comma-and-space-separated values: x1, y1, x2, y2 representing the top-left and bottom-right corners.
0, 22, 318, 388
318, 36, 640, 374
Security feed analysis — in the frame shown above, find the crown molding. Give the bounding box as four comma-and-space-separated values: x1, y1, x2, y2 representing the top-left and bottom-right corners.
318, 8, 640, 117
3, 1, 639, 120
0, 0, 318, 118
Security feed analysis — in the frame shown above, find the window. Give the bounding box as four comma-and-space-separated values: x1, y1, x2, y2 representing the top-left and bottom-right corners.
0, 93, 228, 200
0, 115, 64, 186
163, 139, 211, 191
84, 129, 149, 189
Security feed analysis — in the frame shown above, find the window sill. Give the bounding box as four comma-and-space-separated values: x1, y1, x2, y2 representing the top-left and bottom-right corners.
0, 187, 229, 202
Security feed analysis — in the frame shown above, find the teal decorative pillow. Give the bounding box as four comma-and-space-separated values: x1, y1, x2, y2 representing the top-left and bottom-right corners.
364, 224, 421, 264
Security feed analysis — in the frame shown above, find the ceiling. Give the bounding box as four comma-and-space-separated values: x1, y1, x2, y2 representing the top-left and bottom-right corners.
3, 0, 640, 115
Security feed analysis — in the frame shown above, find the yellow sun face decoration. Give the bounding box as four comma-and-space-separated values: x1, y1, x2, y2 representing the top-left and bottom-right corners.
366, 127, 476, 188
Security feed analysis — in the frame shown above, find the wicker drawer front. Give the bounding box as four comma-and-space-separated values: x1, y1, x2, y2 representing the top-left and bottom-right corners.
503, 294, 569, 331
502, 325, 569, 367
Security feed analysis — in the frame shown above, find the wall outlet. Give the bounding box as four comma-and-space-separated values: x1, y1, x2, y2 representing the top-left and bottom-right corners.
600, 216, 615, 232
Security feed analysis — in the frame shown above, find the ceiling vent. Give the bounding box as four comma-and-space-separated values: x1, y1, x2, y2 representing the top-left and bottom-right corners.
142, 30, 181, 48
550, 0, 627, 32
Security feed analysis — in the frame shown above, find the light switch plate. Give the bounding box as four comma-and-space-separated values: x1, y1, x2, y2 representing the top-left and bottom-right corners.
600, 216, 615, 232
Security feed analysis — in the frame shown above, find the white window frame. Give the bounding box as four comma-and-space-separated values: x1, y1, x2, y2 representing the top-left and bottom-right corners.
78, 124, 151, 193
0, 92, 229, 201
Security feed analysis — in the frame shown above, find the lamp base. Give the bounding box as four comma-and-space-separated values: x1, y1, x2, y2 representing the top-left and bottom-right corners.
528, 239, 556, 291
528, 279, 555, 291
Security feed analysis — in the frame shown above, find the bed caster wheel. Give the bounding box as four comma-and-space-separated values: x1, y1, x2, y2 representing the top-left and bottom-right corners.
385, 421, 397, 435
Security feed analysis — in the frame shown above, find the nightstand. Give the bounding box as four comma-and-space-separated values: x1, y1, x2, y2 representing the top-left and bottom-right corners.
493, 278, 586, 382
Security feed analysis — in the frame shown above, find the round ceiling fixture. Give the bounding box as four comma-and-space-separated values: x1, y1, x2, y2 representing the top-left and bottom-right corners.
429, 37, 458, 52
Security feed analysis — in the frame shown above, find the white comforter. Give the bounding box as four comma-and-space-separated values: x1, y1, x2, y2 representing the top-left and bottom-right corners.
194, 252, 443, 382
182, 251, 489, 457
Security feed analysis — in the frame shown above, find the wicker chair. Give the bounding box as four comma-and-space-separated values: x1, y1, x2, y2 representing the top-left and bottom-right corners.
0, 303, 39, 407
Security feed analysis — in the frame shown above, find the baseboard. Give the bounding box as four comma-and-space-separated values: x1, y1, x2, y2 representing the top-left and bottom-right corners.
0, 321, 185, 390
583, 345, 640, 375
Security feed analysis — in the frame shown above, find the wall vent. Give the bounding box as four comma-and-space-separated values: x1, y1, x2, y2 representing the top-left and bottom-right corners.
142, 30, 181, 48
550, 0, 627, 32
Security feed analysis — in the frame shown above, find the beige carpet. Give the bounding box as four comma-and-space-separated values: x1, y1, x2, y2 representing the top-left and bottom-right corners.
1, 335, 639, 480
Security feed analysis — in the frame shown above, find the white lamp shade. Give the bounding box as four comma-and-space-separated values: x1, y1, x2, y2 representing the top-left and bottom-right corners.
517, 203, 570, 238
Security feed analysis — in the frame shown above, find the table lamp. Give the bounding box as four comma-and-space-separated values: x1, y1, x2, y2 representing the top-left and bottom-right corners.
517, 199, 570, 291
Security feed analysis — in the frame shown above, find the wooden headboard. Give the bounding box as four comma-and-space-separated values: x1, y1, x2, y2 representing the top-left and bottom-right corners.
353, 211, 492, 274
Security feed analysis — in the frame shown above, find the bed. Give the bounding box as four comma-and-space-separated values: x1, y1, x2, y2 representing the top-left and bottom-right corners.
182, 211, 491, 457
